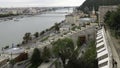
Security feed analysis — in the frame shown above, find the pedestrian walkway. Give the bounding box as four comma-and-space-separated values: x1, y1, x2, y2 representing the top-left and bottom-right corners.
106, 30, 120, 68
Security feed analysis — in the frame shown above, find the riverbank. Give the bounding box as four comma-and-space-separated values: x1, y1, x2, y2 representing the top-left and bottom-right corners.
0, 9, 57, 23
0, 14, 36, 22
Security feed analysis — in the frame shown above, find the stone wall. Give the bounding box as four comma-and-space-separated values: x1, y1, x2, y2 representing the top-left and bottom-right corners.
68, 26, 96, 46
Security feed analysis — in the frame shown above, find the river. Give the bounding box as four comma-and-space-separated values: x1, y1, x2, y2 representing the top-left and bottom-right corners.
0, 8, 73, 49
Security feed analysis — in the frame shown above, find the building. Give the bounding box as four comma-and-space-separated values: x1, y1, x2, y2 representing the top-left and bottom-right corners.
65, 9, 85, 25
28, 8, 38, 14
96, 27, 112, 68
65, 14, 77, 24
60, 24, 71, 33
98, 5, 118, 23
77, 18, 96, 27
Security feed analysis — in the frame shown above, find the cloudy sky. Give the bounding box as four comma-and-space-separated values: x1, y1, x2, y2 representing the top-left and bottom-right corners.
0, 0, 85, 7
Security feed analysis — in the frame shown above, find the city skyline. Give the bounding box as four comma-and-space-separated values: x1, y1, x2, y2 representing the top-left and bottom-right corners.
0, 0, 85, 8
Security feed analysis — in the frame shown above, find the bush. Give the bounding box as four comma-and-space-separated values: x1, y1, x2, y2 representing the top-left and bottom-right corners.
52, 38, 74, 67
4, 46, 9, 49
34, 32, 39, 38
66, 41, 98, 68
42, 47, 51, 62
104, 7, 120, 38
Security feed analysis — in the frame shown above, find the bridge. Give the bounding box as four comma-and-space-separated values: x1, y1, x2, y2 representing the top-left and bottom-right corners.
41, 12, 71, 14
40, 7, 73, 14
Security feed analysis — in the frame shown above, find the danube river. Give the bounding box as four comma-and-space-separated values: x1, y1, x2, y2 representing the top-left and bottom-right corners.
0, 8, 73, 49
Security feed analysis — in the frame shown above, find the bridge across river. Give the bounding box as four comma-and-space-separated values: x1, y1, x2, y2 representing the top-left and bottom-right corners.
41, 11, 71, 14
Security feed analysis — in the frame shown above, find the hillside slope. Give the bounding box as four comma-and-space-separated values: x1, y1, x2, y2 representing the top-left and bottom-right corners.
78, 0, 120, 11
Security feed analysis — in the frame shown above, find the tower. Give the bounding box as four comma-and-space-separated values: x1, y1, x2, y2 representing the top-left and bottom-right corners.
92, 7, 95, 15
90, 6, 97, 18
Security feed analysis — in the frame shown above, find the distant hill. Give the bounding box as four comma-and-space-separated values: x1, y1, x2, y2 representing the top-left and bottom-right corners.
78, 0, 120, 12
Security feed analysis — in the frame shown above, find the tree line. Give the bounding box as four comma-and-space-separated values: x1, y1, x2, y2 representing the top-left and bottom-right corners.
22, 22, 60, 44
52, 37, 97, 68
30, 47, 51, 68
0, 13, 19, 18
30, 37, 97, 68
104, 6, 120, 38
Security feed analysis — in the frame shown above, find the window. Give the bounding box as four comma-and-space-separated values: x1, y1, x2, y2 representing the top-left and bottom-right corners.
98, 49, 106, 53
97, 33, 102, 36
99, 61, 108, 68
96, 36, 103, 41
98, 54, 108, 61
97, 40, 103, 44
97, 44, 104, 50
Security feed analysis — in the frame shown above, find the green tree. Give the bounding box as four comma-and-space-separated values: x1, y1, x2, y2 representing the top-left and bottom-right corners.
42, 47, 51, 62
54, 23, 60, 32
52, 38, 74, 67
104, 11, 112, 25
34, 32, 39, 38
77, 37, 83, 47
104, 6, 120, 38
23, 32, 32, 43
66, 40, 98, 68
9, 59, 16, 66
40, 31, 45, 36
4, 46, 9, 49
30, 48, 43, 67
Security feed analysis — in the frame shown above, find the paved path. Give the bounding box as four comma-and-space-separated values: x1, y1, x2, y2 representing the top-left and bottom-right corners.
106, 30, 120, 68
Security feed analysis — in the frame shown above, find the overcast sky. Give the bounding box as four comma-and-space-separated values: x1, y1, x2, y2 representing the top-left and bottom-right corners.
0, 0, 85, 7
